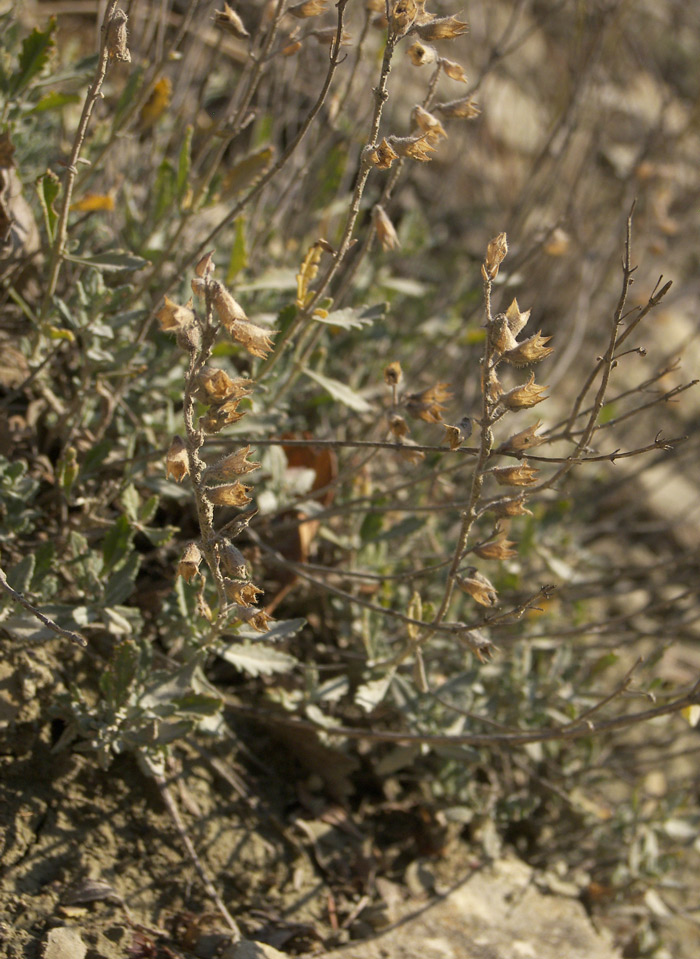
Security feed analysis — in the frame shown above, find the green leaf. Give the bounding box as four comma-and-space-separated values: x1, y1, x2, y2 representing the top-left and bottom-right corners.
218, 642, 298, 677
121, 484, 140, 522
304, 368, 372, 413
101, 640, 140, 710
355, 674, 394, 713
234, 617, 306, 643
360, 511, 384, 543
102, 514, 133, 571
139, 494, 159, 525
5, 555, 36, 594
171, 692, 223, 717
29, 90, 81, 113
152, 158, 177, 223
36, 170, 61, 242
226, 216, 248, 284
176, 124, 193, 201
312, 307, 373, 330
65, 251, 150, 272
103, 552, 141, 607
10, 18, 56, 97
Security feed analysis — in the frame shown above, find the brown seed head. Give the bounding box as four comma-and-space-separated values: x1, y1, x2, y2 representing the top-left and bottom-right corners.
288, 0, 327, 17
493, 463, 539, 487
213, 3, 250, 39
475, 537, 518, 560
485, 232, 508, 279
225, 580, 263, 607
405, 382, 451, 423
457, 568, 497, 607
502, 372, 548, 410
228, 319, 277, 359
441, 58, 468, 83
207, 482, 253, 508
383, 361, 403, 387
504, 331, 554, 367
368, 138, 400, 170
416, 15, 468, 41
435, 96, 480, 119
390, 0, 418, 36
407, 40, 437, 66
106, 9, 131, 62
489, 496, 533, 518
373, 205, 401, 251
177, 543, 202, 583
411, 105, 447, 143
218, 542, 248, 579
166, 435, 189, 483
205, 446, 261, 481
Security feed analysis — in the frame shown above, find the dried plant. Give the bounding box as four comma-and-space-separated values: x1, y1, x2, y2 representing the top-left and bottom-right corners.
1, 0, 699, 950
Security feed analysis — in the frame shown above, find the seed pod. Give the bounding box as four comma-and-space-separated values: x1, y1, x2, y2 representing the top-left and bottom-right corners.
166, 435, 189, 482
178, 543, 202, 583
106, 9, 131, 62
493, 463, 539, 487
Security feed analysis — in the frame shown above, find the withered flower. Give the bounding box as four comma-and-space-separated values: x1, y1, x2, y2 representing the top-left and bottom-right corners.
156, 295, 196, 333
288, 0, 327, 17
504, 331, 554, 367
397, 440, 425, 464
106, 8, 131, 62
218, 542, 248, 579
228, 319, 277, 359
411, 105, 447, 143
368, 138, 399, 170
390, 133, 437, 162
416, 15, 468, 41
235, 605, 272, 632
475, 537, 518, 560
373, 205, 400, 251
200, 399, 246, 433
192, 253, 213, 280
384, 361, 403, 387
435, 96, 480, 119
388, 413, 409, 439
498, 421, 545, 453
441, 58, 468, 83
205, 446, 261, 482
493, 463, 539, 487
443, 423, 463, 449
207, 482, 253, 507
196, 366, 251, 402
484, 232, 508, 279
405, 382, 451, 423
225, 580, 263, 606
488, 313, 519, 354
213, 3, 249, 39
489, 496, 533, 518
504, 297, 531, 337
166, 435, 189, 483
178, 543, 202, 583
502, 372, 548, 410
390, 0, 418, 35
457, 568, 497, 607
210, 281, 248, 328
407, 40, 437, 66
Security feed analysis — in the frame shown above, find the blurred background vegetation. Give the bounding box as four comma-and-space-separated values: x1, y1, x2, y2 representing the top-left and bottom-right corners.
1, 1, 699, 955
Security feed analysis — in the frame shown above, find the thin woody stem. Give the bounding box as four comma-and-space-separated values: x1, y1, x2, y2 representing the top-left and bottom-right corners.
39, 1, 120, 327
